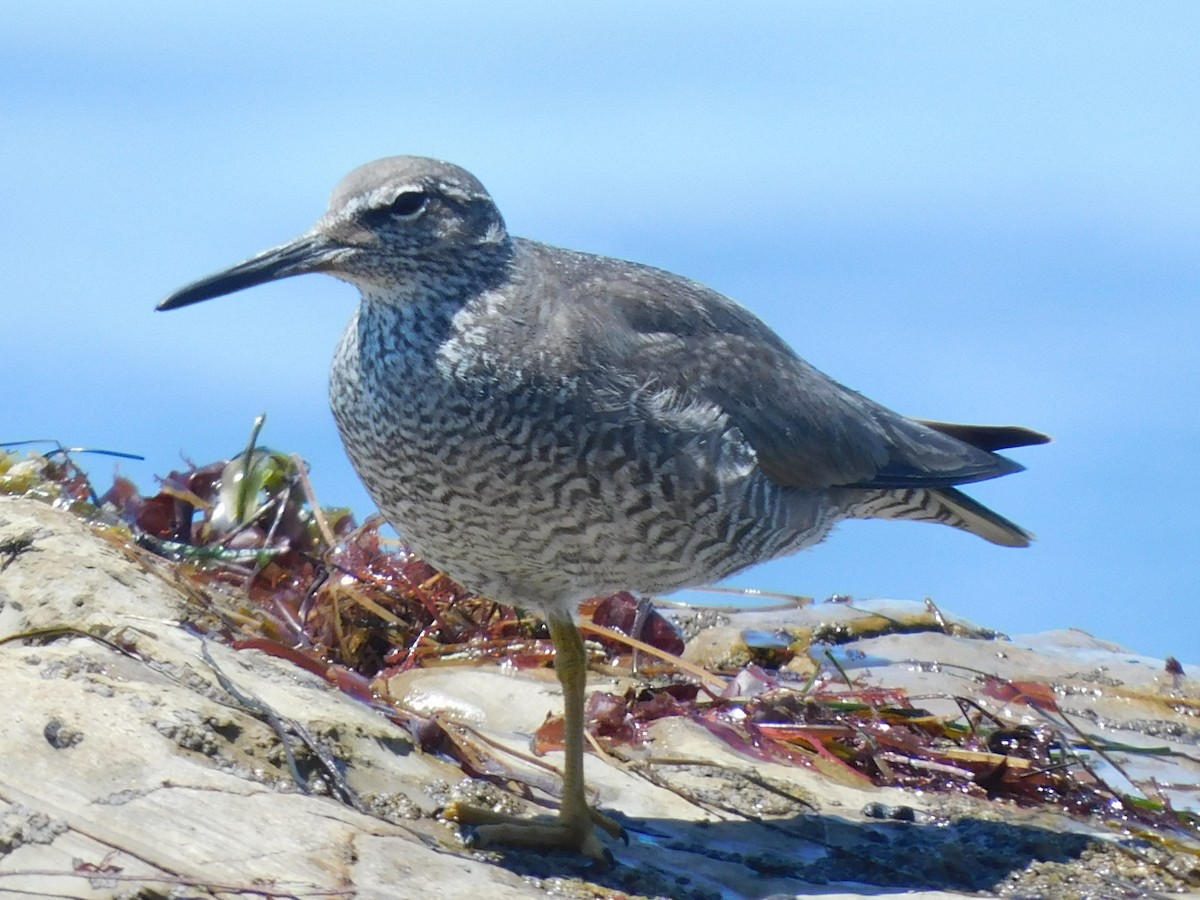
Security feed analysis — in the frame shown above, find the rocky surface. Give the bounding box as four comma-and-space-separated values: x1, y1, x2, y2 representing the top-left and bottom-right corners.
1, 495, 1197, 899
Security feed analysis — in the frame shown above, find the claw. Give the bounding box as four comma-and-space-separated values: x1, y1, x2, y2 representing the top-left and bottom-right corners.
443, 801, 614, 863
589, 806, 627, 843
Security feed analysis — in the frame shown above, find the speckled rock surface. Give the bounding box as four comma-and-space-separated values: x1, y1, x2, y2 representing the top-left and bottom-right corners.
1, 496, 1196, 899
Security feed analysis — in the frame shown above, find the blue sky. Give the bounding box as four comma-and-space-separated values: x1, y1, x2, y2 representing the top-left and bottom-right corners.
3, 3, 1197, 659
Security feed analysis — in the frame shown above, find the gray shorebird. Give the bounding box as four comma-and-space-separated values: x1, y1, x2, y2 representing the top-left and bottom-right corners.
159, 156, 1047, 861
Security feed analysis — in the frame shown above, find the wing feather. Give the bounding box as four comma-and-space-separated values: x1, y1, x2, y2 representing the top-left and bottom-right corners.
516, 240, 1039, 490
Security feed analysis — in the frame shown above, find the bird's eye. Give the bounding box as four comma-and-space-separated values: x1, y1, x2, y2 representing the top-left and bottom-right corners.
387, 191, 428, 217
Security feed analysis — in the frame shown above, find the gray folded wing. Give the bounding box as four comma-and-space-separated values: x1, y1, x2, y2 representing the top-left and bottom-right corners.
534, 244, 1045, 491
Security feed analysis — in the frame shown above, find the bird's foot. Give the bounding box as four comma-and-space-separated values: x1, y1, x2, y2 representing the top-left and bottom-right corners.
444, 801, 625, 864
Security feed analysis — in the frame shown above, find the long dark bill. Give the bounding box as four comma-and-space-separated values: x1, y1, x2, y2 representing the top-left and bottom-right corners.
157, 233, 341, 311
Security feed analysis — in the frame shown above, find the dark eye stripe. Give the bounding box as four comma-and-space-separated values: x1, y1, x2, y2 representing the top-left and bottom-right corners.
359, 191, 429, 228
388, 191, 428, 216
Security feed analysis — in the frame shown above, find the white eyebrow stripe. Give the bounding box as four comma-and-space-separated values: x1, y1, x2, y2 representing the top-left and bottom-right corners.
334, 183, 487, 220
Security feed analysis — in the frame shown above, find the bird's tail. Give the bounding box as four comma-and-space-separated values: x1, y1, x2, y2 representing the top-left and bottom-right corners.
844, 485, 1034, 547
914, 420, 1050, 453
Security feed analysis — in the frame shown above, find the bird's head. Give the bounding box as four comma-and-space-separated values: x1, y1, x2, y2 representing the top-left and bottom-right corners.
157, 156, 509, 311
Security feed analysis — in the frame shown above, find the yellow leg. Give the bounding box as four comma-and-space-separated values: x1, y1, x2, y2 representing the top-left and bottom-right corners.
548, 612, 593, 835
444, 612, 622, 862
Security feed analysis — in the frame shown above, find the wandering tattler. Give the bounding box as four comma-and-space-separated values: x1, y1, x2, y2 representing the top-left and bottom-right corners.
158, 156, 1048, 860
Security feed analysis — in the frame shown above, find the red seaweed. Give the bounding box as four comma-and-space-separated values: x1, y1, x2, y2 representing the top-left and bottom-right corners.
5, 432, 1196, 844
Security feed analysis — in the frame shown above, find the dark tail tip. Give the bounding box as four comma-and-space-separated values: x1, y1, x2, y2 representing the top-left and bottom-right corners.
916, 420, 1051, 453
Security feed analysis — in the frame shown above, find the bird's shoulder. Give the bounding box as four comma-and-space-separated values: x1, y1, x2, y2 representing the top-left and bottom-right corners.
505, 238, 794, 367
